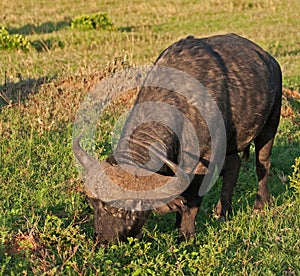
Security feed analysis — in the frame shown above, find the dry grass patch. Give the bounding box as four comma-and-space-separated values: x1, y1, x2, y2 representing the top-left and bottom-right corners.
281, 88, 300, 124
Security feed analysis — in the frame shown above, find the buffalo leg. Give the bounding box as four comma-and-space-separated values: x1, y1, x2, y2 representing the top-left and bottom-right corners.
253, 90, 281, 211
253, 137, 274, 211
176, 196, 202, 241
215, 153, 241, 220
176, 205, 200, 241
175, 212, 182, 229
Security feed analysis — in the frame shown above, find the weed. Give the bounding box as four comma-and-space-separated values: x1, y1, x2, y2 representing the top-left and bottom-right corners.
289, 157, 300, 194
0, 27, 31, 51
71, 13, 114, 31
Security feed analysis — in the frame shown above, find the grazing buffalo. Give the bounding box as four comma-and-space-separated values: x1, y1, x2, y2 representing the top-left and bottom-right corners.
73, 33, 282, 245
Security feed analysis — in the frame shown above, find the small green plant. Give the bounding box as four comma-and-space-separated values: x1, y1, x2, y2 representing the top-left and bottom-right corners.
289, 156, 300, 194
40, 215, 86, 248
0, 27, 31, 51
71, 13, 114, 31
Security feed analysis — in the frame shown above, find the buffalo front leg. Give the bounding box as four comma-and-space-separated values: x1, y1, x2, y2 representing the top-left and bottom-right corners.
175, 196, 202, 242
176, 205, 200, 242
215, 153, 241, 220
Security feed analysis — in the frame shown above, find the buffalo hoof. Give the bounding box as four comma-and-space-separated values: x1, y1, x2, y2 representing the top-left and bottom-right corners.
214, 214, 226, 222
177, 233, 196, 244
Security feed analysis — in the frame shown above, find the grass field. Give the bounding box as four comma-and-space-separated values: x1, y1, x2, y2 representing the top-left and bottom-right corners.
0, 0, 300, 275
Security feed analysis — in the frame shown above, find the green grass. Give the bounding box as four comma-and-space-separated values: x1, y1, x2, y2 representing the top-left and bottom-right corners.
0, 0, 300, 275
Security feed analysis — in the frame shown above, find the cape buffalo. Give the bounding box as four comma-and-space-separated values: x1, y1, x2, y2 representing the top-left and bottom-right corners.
73, 33, 282, 245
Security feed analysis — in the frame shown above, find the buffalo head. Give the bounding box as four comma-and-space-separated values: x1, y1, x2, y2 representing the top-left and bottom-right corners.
73, 136, 189, 245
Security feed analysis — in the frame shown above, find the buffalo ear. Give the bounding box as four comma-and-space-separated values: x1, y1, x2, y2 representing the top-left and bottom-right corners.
106, 154, 118, 166
87, 197, 103, 210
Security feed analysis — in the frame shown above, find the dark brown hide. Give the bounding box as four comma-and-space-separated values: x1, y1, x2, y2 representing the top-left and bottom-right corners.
74, 33, 282, 244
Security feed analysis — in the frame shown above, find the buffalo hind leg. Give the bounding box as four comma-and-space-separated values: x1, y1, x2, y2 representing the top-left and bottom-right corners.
215, 153, 241, 220
253, 136, 275, 211
253, 87, 281, 212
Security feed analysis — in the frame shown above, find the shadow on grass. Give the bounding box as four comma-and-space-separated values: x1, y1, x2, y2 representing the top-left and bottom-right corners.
31, 38, 65, 52
0, 75, 56, 108
118, 26, 135, 32
7, 19, 71, 35
6, 20, 69, 52
118, 24, 164, 32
